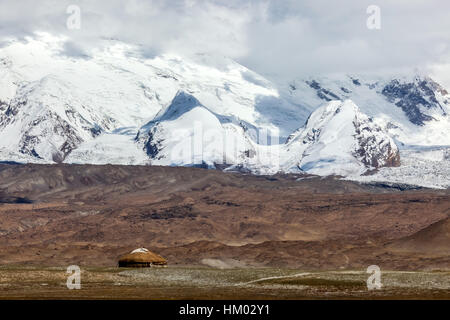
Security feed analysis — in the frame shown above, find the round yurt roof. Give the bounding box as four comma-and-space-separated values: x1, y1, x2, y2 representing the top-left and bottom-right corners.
119, 247, 167, 264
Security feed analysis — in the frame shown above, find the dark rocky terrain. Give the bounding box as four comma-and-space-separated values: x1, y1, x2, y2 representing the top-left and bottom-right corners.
0, 163, 448, 270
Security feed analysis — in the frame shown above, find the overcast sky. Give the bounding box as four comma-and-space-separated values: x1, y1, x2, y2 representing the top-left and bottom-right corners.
1, 0, 449, 87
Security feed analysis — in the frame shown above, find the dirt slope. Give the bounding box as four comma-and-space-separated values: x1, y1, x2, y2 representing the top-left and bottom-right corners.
386, 217, 450, 254
0, 164, 448, 270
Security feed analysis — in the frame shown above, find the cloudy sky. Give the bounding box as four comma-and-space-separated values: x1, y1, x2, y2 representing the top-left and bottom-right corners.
1, 0, 449, 86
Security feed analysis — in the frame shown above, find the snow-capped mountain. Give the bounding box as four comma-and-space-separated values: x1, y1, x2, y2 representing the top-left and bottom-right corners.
135, 91, 257, 168
282, 100, 400, 176
0, 34, 449, 187
281, 74, 450, 146
0, 34, 298, 164
133, 93, 399, 176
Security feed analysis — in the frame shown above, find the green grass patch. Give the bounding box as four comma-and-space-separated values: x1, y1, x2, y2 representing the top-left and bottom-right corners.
258, 277, 365, 288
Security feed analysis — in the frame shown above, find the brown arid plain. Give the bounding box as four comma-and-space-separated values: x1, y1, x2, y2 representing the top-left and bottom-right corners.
0, 163, 449, 299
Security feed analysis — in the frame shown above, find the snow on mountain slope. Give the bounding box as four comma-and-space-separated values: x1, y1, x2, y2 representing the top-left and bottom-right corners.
280, 74, 450, 147
65, 127, 149, 165
281, 100, 400, 176
136, 94, 399, 177
0, 33, 448, 187
0, 35, 163, 161
1, 76, 104, 161
0, 34, 300, 163
351, 147, 450, 189
136, 91, 257, 167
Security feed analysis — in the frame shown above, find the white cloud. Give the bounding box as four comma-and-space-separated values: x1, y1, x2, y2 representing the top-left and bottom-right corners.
0, 0, 449, 86
430, 62, 450, 90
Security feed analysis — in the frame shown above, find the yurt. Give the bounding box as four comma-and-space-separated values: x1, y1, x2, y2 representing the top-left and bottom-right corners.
118, 248, 167, 268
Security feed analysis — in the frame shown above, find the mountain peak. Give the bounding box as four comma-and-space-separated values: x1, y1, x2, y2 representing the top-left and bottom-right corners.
284, 100, 400, 176
154, 90, 203, 122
